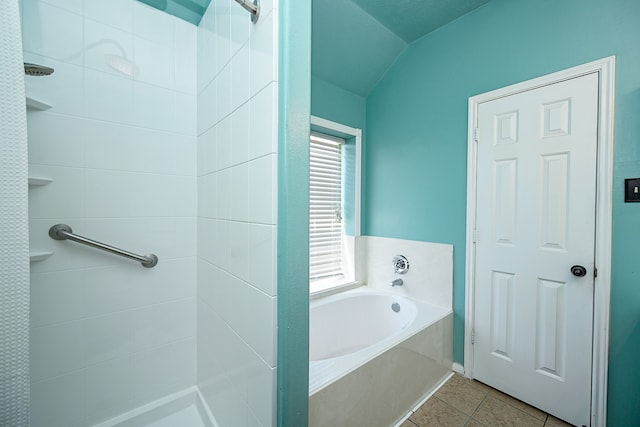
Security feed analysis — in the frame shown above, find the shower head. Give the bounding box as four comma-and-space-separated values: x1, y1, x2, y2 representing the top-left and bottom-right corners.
24, 63, 54, 76
104, 54, 136, 77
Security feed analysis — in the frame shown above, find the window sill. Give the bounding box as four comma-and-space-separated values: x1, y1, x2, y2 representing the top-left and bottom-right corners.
310, 280, 362, 301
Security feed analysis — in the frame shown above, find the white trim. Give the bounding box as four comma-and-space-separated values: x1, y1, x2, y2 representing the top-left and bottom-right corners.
452, 362, 465, 375
464, 56, 615, 427
310, 115, 362, 236
311, 115, 360, 137
410, 371, 454, 412
355, 129, 362, 236
309, 280, 362, 300
392, 371, 455, 427
591, 56, 616, 427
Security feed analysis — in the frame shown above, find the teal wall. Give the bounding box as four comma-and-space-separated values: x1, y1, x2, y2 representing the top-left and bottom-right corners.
277, 1, 311, 425
311, 76, 366, 131
364, 0, 640, 424
311, 76, 367, 234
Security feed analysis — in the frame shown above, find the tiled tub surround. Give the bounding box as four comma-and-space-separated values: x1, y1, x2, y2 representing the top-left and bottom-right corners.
310, 237, 454, 426
358, 236, 453, 308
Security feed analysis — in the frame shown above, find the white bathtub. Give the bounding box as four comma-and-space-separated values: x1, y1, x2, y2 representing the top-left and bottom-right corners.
309, 287, 453, 426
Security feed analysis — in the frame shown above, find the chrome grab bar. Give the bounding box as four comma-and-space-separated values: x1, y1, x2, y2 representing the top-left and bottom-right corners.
233, 0, 260, 23
48, 224, 158, 268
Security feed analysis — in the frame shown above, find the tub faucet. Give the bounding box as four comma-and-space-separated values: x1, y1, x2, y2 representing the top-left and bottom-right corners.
390, 278, 403, 287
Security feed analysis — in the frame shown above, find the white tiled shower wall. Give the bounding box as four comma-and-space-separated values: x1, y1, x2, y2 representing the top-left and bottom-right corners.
23, 1, 198, 425
196, 0, 279, 426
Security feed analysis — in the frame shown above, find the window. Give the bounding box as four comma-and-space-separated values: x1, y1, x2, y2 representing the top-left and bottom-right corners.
309, 117, 361, 294
310, 132, 345, 283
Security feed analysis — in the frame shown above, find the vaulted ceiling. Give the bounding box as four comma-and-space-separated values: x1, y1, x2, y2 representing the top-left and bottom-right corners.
139, 0, 491, 96
313, 0, 490, 96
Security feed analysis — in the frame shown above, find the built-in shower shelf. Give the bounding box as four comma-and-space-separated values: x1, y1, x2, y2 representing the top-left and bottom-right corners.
28, 176, 53, 187
26, 96, 52, 111
29, 251, 53, 262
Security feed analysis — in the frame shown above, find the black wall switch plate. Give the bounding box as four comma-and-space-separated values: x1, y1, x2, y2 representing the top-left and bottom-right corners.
625, 178, 640, 202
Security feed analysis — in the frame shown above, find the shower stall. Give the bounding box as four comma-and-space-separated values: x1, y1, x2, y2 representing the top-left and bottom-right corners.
1, 0, 310, 425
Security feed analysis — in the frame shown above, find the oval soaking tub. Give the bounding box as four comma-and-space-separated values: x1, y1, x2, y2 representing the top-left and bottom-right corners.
309, 287, 453, 427
310, 292, 418, 361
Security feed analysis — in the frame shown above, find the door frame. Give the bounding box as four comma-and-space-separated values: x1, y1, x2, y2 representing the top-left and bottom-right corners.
464, 56, 616, 427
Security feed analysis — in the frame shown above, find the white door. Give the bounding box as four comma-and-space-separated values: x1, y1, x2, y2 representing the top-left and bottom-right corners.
473, 72, 599, 426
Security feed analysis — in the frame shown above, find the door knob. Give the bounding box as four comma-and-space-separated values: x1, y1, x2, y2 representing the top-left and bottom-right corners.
571, 265, 587, 277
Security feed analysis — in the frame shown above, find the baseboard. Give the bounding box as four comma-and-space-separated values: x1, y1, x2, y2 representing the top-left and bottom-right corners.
392, 371, 455, 427
452, 362, 465, 375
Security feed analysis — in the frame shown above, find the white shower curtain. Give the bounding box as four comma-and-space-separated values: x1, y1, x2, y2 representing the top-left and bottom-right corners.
0, 0, 31, 424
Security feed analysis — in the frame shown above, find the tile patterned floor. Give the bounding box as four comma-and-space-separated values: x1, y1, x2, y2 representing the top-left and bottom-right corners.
401, 374, 574, 427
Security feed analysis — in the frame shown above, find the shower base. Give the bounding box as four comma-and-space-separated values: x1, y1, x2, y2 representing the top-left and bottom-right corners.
94, 387, 216, 427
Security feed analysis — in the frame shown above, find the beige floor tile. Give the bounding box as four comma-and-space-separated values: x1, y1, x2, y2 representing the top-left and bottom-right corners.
544, 415, 573, 426
413, 374, 570, 427
472, 395, 545, 427
488, 388, 547, 421
467, 379, 494, 394
410, 397, 469, 427
435, 375, 488, 415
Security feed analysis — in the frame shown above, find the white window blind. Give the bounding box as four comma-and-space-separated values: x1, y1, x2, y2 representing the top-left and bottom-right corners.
310, 132, 344, 281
